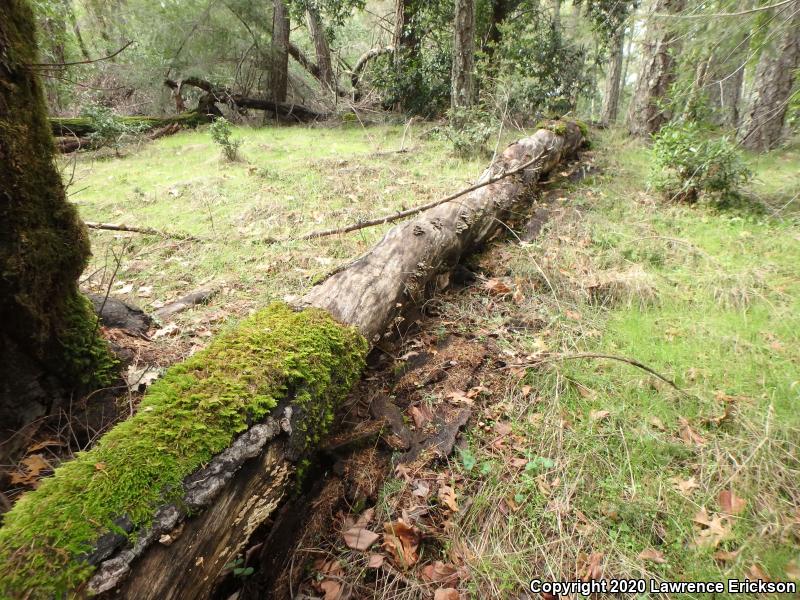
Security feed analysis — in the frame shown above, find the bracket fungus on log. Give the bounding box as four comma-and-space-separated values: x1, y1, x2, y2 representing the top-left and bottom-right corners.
0, 120, 585, 600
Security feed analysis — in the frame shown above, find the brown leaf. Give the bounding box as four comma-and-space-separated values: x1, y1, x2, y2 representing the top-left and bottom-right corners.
693, 509, 730, 548
433, 589, 459, 600
383, 520, 421, 568
367, 554, 385, 569
670, 476, 699, 496
746, 563, 771, 581
712, 549, 740, 563
649, 416, 666, 431
9, 454, 52, 486
784, 559, 800, 580
412, 480, 431, 498
409, 405, 432, 428
343, 527, 380, 551
565, 309, 582, 321
26, 439, 63, 453
718, 489, 747, 515
521, 385, 532, 397
353, 507, 375, 529
639, 548, 666, 564
494, 422, 512, 436
320, 579, 342, 600
484, 279, 512, 296
578, 552, 603, 581
421, 561, 459, 584
438, 485, 460, 512
678, 417, 706, 446
589, 409, 610, 422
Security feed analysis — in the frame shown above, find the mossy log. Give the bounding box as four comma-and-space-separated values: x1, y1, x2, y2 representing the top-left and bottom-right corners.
0, 121, 585, 599
50, 110, 211, 138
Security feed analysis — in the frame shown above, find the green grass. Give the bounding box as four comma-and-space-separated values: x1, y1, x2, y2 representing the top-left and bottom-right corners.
419, 129, 800, 597
67, 123, 512, 326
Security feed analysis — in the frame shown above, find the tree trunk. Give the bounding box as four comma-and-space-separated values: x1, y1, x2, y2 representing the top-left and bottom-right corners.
601, 26, 625, 125
270, 0, 290, 103
738, 2, 800, 151
306, 7, 335, 92
393, 0, 418, 58
452, 0, 476, 111
485, 0, 511, 58
0, 0, 115, 461
0, 121, 585, 600
551, 0, 561, 30
627, 0, 686, 136
65, 0, 91, 60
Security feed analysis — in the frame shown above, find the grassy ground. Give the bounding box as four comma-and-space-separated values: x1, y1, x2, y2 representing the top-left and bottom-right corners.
384, 129, 799, 597
65, 124, 799, 596
67, 123, 516, 334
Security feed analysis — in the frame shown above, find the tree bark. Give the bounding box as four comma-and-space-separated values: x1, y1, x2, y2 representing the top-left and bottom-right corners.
270, 0, 290, 103
551, 0, 561, 30
627, 0, 686, 136
452, 0, 476, 111
601, 26, 626, 125
0, 0, 114, 461
306, 7, 335, 92
0, 121, 585, 600
485, 0, 512, 58
738, 1, 800, 151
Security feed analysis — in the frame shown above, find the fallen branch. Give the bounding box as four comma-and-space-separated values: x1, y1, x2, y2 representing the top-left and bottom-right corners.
154, 287, 218, 320
293, 146, 551, 242
510, 352, 694, 398
84, 221, 199, 241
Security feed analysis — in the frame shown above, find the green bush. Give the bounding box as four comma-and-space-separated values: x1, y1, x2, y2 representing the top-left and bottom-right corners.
650, 121, 752, 203
442, 106, 497, 158
81, 104, 146, 154
209, 117, 242, 161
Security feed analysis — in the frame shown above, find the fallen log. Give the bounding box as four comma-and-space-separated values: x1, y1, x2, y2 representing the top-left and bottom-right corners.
164, 77, 328, 122
50, 110, 211, 138
154, 287, 217, 320
0, 120, 585, 600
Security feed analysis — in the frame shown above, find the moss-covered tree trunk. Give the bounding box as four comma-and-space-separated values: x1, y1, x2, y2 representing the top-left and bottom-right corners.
0, 0, 115, 459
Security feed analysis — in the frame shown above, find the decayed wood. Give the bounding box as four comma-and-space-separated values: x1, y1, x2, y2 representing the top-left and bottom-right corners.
154, 287, 218, 320
83, 122, 582, 600
302, 122, 583, 343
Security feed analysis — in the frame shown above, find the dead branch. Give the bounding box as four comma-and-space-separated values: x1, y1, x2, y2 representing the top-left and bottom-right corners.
292, 146, 550, 242
84, 221, 199, 241
28, 40, 135, 68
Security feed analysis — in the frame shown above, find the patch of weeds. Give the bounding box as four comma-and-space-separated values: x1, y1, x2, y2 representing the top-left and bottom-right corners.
210, 117, 243, 161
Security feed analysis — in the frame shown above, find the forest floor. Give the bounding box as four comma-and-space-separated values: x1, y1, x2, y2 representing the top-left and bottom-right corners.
266, 129, 800, 600
13, 124, 798, 597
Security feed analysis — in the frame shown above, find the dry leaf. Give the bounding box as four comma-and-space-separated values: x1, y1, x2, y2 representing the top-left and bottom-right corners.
784, 559, 800, 580
565, 309, 582, 321
521, 385, 532, 397
320, 579, 342, 600
383, 520, 421, 568
693, 508, 730, 548
26, 439, 63, 453
433, 589, 459, 600
590, 409, 610, 422
484, 279, 512, 295
342, 527, 380, 551
9, 454, 52, 486
670, 476, 699, 496
494, 422, 512, 436
718, 489, 747, 515
421, 561, 459, 584
438, 485, 460, 512
367, 554, 385, 569
578, 552, 604, 581
412, 481, 431, 498
409, 405, 432, 428
678, 416, 706, 446
746, 563, 770, 581
649, 416, 666, 431
639, 548, 666, 564
446, 390, 473, 405
713, 549, 740, 563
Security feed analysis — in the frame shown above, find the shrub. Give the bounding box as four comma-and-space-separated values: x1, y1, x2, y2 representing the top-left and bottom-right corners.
81, 104, 145, 155
651, 121, 751, 203
209, 117, 242, 161
442, 106, 497, 158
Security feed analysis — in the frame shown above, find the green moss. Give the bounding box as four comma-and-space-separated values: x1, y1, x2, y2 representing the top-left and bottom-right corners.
58, 292, 119, 387
50, 111, 211, 138
0, 302, 367, 598
535, 119, 569, 137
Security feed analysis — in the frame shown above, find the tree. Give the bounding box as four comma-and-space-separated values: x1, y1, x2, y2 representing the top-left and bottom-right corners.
306, 6, 335, 91
738, 1, 800, 151
627, 0, 686, 136
0, 0, 115, 458
271, 0, 291, 102
601, 25, 626, 124
452, 0, 476, 110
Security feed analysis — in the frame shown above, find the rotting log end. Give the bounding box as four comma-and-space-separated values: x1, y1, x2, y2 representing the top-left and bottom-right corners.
0, 303, 367, 599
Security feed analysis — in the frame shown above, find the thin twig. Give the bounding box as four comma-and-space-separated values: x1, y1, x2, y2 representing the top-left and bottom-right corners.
84, 221, 199, 241
28, 40, 134, 68
292, 146, 550, 242
508, 352, 694, 398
